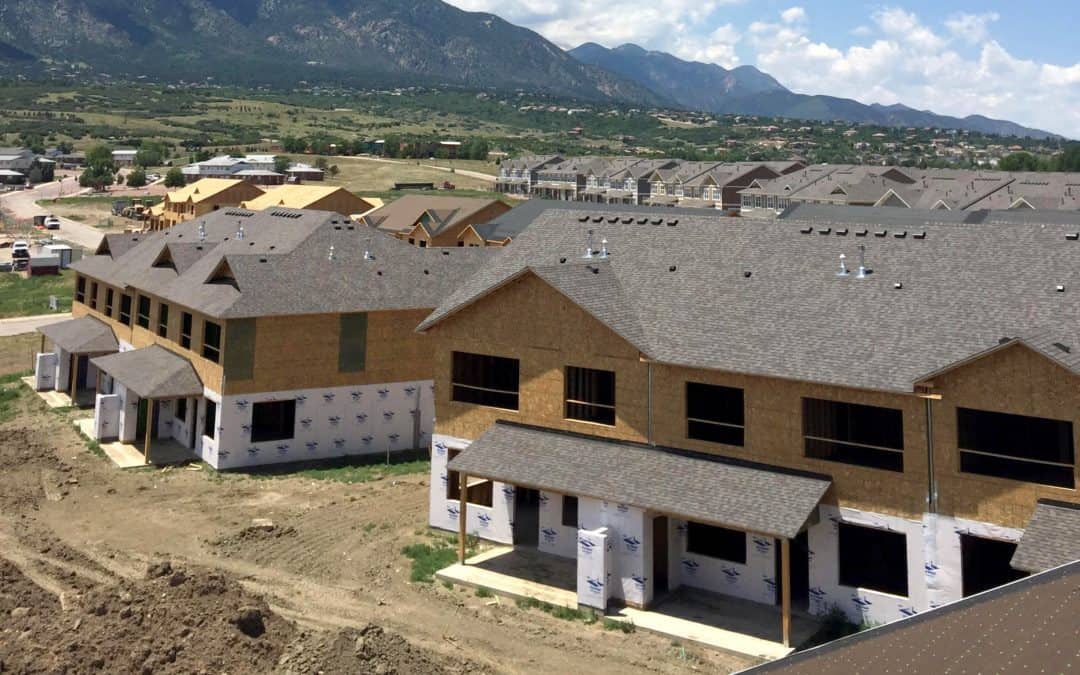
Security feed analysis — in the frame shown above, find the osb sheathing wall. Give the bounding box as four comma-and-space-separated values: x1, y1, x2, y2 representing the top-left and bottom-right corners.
224, 309, 434, 395
432, 273, 650, 444
431, 272, 929, 518
929, 343, 1080, 528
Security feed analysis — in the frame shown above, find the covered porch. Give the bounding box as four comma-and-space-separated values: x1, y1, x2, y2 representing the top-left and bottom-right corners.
34, 315, 119, 408
442, 421, 832, 658
90, 345, 204, 465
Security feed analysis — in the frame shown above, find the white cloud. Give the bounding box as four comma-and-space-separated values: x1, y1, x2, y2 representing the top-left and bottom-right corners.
945, 12, 1000, 45
780, 7, 806, 25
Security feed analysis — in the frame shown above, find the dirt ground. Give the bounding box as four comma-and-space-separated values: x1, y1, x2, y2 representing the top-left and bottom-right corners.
0, 335, 755, 675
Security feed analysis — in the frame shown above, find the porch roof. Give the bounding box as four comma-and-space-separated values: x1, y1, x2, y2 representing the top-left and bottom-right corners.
1011, 499, 1080, 573
91, 345, 203, 399
447, 422, 831, 540
39, 316, 118, 354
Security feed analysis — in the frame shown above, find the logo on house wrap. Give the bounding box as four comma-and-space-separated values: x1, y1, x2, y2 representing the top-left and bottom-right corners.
300, 417, 313, 429
585, 576, 604, 595
333, 438, 346, 449
377, 388, 390, 399
851, 595, 873, 614
631, 575, 647, 592
241, 423, 252, 436
763, 576, 777, 594
355, 413, 368, 425
675, 522, 687, 538
753, 537, 772, 555
477, 513, 492, 528
350, 390, 363, 401
403, 385, 417, 397
328, 415, 341, 427
382, 411, 395, 422
440, 473, 448, 488
680, 558, 700, 575
276, 443, 290, 454
623, 535, 641, 554
616, 503, 630, 514
306, 441, 319, 452
899, 606, 918, 617
388, 433, 400, 444
235, 399, 249, 411
218, 448, 230, 459
294, 394, 307, 405
538, 493, 550, 508
247, 446, 260, 456
361, 435, 374, 446
434, 441, 447, 456
447, 505, 460, 521
924, 561, 940, 579
721, 566, 740, 585
542, 528, 558, 544
500, 485, 515, 499
322, 392, 335, 403
578, 536, 596, 556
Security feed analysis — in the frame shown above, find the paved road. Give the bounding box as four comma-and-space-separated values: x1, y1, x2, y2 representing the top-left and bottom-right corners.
0, 180, 105, 251
325, 154, 497, 182
0, 312, 72, 337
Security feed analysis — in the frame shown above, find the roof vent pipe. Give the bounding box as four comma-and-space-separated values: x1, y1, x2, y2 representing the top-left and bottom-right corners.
855, 245, 868, 279
582, 229, 595, 259
328, 245, 335, 261
837, 253, 849, 277
198, 223, 206, 242
599, 238, 609, 259
236, 223, 244, 241
363, 250, 374, 261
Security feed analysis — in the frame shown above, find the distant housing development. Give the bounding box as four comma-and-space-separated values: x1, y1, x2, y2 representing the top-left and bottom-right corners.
497, 156, 1080, 214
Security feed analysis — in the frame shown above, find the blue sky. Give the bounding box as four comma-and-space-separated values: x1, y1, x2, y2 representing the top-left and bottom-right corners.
445, 1, 1080, 137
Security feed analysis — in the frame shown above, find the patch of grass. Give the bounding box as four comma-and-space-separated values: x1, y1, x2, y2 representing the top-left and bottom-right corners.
238, 455, 428, 484
0, 270, 74, 319
475, 587, 493, 598
514, 596, 599, 624
798, 605, 861, 650
75, 428, 105, 458
441, 580, 454, 591
401, 533, 475, 583
38, 195, 163, 207
603, 618, 635, 633
0, 369, 31, 385
0, 386, 22, 423
362, 522, 377, 533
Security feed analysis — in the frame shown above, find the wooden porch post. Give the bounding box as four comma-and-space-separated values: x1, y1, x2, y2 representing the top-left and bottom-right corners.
69, 352, 78, 403
143, 398, 154, 464
39, 333, 45, 355
781, 538, 792, 648
458, 472, 468, 564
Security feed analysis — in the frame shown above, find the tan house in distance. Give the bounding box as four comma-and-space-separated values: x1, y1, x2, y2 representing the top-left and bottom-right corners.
240, 185, 376, 218
149, 178, 265, 231
361, 195, 512, 247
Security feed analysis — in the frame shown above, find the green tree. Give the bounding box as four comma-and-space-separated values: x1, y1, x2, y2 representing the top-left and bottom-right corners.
126, 167, 147, 188
28, 167, 43, 184
163, 167, 186, 188
1054, 143, 1080, 172
79, 165, 115, 191
134, 140, 166, 168
56, 141, 74, 154
85, 144, 115, 171
273, 155, 291, 174
281, 136, 307, 153
998, 152, 1040, 171
328, 164, 340, 178
314, 156, 329, 171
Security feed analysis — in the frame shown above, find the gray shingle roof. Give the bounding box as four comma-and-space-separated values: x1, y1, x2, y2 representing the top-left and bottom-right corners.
420, 207, 1080, 393
1011, 500, 1080, 573
742, 561, 1080, 674
38, 316, 118, 354
71, 208, 492, 319
447, 422, 831, 539
91, 345, 203, 399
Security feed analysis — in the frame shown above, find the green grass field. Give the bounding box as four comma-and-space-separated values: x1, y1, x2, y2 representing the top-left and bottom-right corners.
0, 270, 73, 319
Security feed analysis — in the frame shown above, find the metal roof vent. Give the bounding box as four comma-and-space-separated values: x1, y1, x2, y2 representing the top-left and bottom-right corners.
894, 282, 903, 289
197, 223, 207, 242
855, 229, 868, 237
598, 239, 609, 259
1056, 284, 1065, 293
582, 229, 595, 259
363, 250, 375, 261
818, 227, 831, 235
1066, 233, 1080, 241
591, 216, 603, 223
855, 245, 870, 279
874, 230, 887, 237
328, 245, 335, 261
894, 231, 907, 238
836, 254, 849, 277
800, 226, 813, 234
236, 223, 244, 240
1053, 342, 1071, 353
577, 215, 589, 222
836, 228, 848, 236
913, 231, 927, 240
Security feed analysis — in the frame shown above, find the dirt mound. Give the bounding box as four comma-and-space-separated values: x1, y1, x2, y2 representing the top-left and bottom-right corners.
210, 522, 298, 558
0, 560, 293, 675
278, 623, 483, 675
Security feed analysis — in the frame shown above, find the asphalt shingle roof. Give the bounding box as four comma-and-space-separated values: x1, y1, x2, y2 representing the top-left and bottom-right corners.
71, 208, 492, 319
1011, 500, 1080, 573
420, 207, 1080, 393
38, 316, 118, 354
447, 422, 831, 539
92, 345, 203, 399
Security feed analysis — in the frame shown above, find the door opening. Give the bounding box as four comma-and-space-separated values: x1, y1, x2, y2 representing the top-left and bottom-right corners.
960, 534, 1027, 597
513, 487, 540, 547
776, 530, 811, 611
653, 516, 669, 596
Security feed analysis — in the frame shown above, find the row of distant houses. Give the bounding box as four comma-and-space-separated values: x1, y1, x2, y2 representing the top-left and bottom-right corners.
180, 154, 324, 185
498, 155, 1080, 213
30, 199, 1080, 665
0, 146, 55, 185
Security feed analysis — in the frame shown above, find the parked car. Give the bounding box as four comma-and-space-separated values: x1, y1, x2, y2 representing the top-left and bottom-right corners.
44, 216, 61, 230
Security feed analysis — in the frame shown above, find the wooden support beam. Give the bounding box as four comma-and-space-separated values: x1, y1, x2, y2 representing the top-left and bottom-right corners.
69, 353, 78, 404
143, 399, 154, 465
781, 538, 791, 648
458, 472, 468, 564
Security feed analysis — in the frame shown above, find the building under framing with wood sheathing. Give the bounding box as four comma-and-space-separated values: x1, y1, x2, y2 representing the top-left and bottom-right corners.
418, 207, 1080, 646
35, 208, 489, 468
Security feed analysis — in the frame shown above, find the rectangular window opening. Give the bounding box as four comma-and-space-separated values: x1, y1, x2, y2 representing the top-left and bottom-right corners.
180, 312, 193, 349
202, 320, 221, 363
157, 303, 169, 338
803, 398, 904, 472
957, 408, 1074, 488
562, 495, 579, 528
451, 352, 520, 410
838, 522, 908, 596
445, 448, 494, 506
136, 295, 151, 329
686, 521, 747, 564
565, 366, 615, 425
204, 399, 217, 441
250, 400, 296, 444
687, 382, 745, 446
118, 294, 132, 326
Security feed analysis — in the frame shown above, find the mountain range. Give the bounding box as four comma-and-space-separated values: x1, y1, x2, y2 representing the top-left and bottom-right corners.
0, 0, 1057, 139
